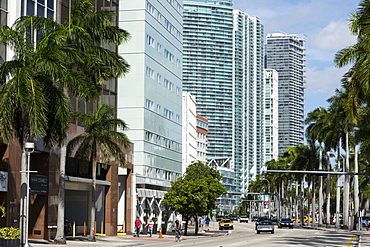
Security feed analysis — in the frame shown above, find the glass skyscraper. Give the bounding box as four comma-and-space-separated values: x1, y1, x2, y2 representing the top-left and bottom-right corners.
233, 9, 264, 194
183, 1, 265, 210
183, 0, 236, 210
265, 33, 306, 155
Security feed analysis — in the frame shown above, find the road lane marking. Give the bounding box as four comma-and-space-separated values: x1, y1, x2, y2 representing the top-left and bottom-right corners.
347, 234, 356, 247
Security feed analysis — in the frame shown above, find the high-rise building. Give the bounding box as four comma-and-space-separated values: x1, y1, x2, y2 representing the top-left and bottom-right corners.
183, 0, 236, 210
183, 0, 265, 210
265, 33, 306, 155
263, 69, 279, 163
233, 9, 265, 194
117, 0, 183, 224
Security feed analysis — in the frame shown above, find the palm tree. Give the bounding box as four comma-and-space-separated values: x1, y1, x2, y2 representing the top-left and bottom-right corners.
334, 0, 370, 121
13, 0, 131, 242
1, 1, 131, 242
0, 15, 87, 245
67, 103, 130, 241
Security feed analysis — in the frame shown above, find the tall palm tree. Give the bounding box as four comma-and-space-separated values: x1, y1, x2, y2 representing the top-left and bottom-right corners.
334, 0, 370, 121
67, 103, 130, 241
0, 15, 86, 245
13, 0, 131, 243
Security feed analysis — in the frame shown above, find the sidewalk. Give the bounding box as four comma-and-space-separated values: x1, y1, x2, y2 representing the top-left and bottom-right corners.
29, 224, 225, 247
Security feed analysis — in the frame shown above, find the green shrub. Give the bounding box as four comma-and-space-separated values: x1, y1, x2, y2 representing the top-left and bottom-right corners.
0, 227, 20, 239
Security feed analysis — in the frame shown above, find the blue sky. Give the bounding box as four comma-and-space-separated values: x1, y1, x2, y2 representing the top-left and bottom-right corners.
234, 0, 359, 116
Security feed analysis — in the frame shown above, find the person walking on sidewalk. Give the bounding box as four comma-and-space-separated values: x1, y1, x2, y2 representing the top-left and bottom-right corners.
134, 217, 142, 237
146, 219, 154, 237
205, 217, 210, 231
174, 219, 182, 242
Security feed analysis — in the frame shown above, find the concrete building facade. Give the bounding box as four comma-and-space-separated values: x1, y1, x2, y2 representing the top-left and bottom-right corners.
265, 33, 306, 155
182, 93, 197, 174
263, 69, 279, 163
117, 0, 183, 230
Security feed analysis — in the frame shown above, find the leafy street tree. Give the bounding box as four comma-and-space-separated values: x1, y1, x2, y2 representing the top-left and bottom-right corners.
67, 103, 130, 241
163, 161, 226, 235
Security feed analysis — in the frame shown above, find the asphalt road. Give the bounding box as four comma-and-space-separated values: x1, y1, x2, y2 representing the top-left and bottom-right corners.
142, 221, 359, 247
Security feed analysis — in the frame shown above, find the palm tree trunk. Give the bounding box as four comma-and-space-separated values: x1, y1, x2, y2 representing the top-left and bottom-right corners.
307, 177, 311, 227
319, 146, 323, 227
343, 131, 349, 229
336, 142, 341, 230
354, 143, 359, 230
295, 180, 299, 225
300, 179, 304, 226
54, 145, 67, 244
312, 177, 316, 226
88, 158, 97, 241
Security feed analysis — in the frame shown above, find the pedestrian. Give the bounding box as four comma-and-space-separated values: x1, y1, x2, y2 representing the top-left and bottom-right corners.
200, 217, 205, 231
134, 217, 142, 237
205, 217, 210, 231
174, 219, 182, 242
146, 219, 154, 237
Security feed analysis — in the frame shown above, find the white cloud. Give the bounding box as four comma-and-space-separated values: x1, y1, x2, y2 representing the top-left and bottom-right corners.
311, 20, 357, 51
305, 65, 350, 97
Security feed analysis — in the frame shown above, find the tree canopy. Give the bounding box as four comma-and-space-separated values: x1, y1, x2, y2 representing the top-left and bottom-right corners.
163, 161, 226, 218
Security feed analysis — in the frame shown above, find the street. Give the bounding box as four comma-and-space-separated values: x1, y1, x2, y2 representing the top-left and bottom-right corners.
143, 221, 360, 247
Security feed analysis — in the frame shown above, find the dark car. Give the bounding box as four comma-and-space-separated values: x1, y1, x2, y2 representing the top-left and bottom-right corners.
228, 214, 239, 221
256, 220, 274, 234
255, 216, 269, 230
278, 218, 293, 229
217, 215, 225, 222
251, 216, 259, 222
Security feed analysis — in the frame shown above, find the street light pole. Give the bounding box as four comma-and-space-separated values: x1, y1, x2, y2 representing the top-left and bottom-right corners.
20, 142, 34, 247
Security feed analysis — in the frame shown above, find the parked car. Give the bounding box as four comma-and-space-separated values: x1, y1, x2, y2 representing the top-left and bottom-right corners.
239, 215, 249, 223
256, 220, 274, 234
219, 218, 234, 230
278, 218, 293, 229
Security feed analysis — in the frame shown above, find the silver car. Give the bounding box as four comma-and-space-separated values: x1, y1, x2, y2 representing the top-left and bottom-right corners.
256, 221, 274, 234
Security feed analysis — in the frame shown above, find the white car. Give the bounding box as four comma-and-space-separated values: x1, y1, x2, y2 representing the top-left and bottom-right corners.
239, 215, 249, 223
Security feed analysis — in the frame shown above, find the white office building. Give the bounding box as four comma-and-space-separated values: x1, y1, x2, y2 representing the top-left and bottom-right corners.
118, 0, 183, 225
182, 92, 197, 174
263, 69, 279, 163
